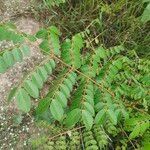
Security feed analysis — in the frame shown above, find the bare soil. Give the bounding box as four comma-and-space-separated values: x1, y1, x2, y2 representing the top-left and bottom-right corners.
0, 1, 50, 149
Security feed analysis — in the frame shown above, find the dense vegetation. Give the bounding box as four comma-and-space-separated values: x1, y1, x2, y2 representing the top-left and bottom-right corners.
0, 0, 150, 149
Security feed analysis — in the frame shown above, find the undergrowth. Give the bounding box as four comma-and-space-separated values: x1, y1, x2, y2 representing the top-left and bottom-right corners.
30, 0, 150, 57
0, 0, 150, 149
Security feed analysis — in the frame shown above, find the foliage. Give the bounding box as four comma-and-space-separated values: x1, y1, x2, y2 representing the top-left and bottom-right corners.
30, 121, 109, 150
0, 0, 150, 148
141, 0, 150, 23
125, 115, 150, 139
42, 0, 66, 8
31, 0, 149, 57
0, 44, 30, 73
0, 24, 149, 149
36, 26, 61, 55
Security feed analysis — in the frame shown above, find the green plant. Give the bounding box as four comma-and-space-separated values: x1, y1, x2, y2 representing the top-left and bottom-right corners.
141, 0, 150, 23
30, 121, 109, 149
42, 0, 66, 8
0, 21, 149, 149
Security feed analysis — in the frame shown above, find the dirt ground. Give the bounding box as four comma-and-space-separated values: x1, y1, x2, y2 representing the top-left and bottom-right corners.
0, 1, 49, 149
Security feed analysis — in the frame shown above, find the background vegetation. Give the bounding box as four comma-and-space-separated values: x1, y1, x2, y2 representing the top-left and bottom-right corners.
0, 0, 150, 149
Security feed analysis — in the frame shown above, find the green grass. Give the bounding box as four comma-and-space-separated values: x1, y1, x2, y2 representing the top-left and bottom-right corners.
31, 0, 149, 57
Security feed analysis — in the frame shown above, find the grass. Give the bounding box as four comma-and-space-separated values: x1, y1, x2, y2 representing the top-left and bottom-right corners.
30, 0, 149, 57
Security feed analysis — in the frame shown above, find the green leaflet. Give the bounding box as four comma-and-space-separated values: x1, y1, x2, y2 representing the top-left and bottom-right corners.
61, 39, 72, 65
94, 102, 105, 112
83, 102, 95, 116
140, 74, 150, 86
95, 109, 106, 125
98, 47, 106, 59
72, 33, 84, 49
60, 84, 70, 98
44, 61, 52, 75
121, 109, 129, 120
21, 45, 30, 56
115, 109, 121, 120
0, 26, 24, 43
81, 64, 95, 77
64, 108, 81, 127
125, 118, 140, 126
49, 59, 56, 69
23, 80, 39, 98
85, 89, 93, 99
12, 48, 23, 62
36, 28, 48, 39
85, 142, 98, 149
84, 81, 94, 106
36, 97, 51, 115
7, 87, 17, 102
31, 72, 43, 89
140, 121, 149, 135
108, 109, 117, 125
50, 99, 64, 121
84, 95, 94, 106
55, 136, 67, 149
69, 81, 85, 110
37, 66, 48, 82
39, 40, 50, 53
109, 45, 124, 55
0, 56, 7, 73
108, 65, 118, 79
67, 72, 77, 84
49, 26, 61, 35
113, 59, 122, 70
61, 34, 83, 69
50, 32, 61, 56
64, 78, 73, 91
26, 34, 36, 42
49, 26, 61, 56
72, 46, 81, 68
3, 50, 15, 67
143, 0, 150, 3
55, 91, 67, 108
90, 47, 107, 77
141, 3, 150, 23
72, 34, 83, 68
82, 110, 94, 130
16, 88, 31, 113
129, 121, 150, 139
129, 123, 141, 139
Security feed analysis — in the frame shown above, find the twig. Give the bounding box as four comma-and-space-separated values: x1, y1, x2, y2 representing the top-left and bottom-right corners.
48, 126, 85, 141
119, 124, 136, 150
